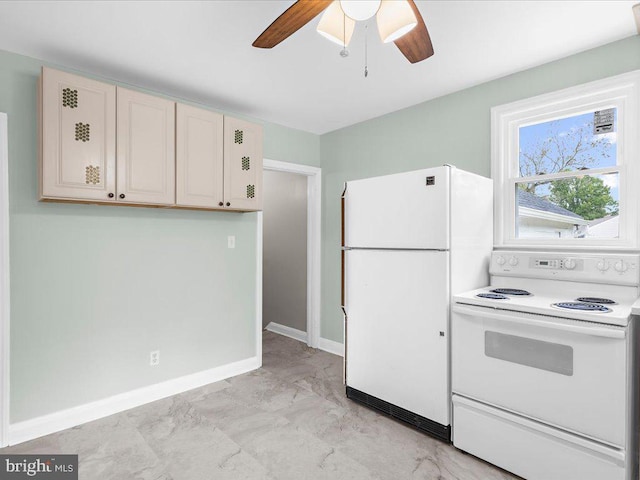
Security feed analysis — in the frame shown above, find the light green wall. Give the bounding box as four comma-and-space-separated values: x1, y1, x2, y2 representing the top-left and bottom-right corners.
0, 48, 319, 422
4, 34, 640, 420
319, 36, 640, 342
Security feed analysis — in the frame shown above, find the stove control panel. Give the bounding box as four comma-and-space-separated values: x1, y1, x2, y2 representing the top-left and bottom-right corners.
531, 257, 583, 270
490, 251, 640, 286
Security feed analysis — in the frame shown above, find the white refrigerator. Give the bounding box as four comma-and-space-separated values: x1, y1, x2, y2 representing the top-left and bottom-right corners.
342, 165, 492, 442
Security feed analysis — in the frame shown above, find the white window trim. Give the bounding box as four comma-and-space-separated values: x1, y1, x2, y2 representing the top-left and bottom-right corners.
492, 70, 640, 250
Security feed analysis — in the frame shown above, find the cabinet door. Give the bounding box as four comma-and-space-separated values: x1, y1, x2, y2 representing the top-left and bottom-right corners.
40, 67, 116, 201
176, 104, 224, 208
223, 117, 263, 211
116, 87, 175, 205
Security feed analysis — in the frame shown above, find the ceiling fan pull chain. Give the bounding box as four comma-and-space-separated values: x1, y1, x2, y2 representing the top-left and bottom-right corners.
364, 23, 369, 78
340, 8, 349, 57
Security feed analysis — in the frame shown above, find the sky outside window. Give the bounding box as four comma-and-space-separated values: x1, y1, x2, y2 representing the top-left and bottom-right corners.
518, 110, 619, 202
519, 110, 617, 171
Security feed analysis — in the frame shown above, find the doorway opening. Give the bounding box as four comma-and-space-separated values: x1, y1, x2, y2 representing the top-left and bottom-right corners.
260, 159, 321, 350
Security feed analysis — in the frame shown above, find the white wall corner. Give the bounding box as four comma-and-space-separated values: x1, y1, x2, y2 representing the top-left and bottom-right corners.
0, 113, 10, 449
318, 337, 344, 357
256, 211, 263, 365
8, 356, 260, 446
265, 322, 308, 343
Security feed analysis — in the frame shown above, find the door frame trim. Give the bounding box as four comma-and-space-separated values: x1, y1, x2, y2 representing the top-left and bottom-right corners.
262, 159, 322, 348
0, 113, 10, 447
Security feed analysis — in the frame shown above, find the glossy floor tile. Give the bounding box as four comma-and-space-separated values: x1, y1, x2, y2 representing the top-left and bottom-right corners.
2, 331, 519, 479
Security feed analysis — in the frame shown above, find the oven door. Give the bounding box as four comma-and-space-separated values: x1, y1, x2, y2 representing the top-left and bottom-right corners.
452, 303, 628, 447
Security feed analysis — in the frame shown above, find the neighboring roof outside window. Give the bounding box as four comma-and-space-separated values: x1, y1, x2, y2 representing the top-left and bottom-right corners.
587, 215, 619, 238
517, 189, 585, 224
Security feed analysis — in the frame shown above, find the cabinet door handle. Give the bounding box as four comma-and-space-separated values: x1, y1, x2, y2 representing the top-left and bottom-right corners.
226, 202, 230, 207
119, 194, 125, 199
218, 202, 224, 207
108, 193, 114, 198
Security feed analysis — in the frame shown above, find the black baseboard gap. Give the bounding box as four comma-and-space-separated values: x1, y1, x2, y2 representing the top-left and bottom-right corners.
346, 386, 451, 443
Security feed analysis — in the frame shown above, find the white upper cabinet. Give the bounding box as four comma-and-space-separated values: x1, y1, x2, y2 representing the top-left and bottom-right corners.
116, 87, 175, 205
40, 68, 263, 212
177, 107, 264, 211
40, 67, 116, 201
223, 117, 263, 211
176, 104, 224, 208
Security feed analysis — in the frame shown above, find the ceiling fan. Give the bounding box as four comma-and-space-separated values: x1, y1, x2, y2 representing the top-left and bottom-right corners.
253, 0, 434, 64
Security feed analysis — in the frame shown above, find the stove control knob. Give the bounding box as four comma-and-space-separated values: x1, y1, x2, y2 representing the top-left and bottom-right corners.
614, 260, 629, 273
508, 256, 519, 266
563, 258, 576, 270
596, 259, 609, 272
496, 255, 506, 266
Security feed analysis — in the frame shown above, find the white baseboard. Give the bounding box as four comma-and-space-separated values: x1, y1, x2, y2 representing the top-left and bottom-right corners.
8, 356, 260, 446
318, 337, 344, 357
265, 322, 307, 343
264, 324, 344, 358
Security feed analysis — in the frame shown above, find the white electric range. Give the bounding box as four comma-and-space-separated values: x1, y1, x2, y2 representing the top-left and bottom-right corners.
451, 250, 639, 480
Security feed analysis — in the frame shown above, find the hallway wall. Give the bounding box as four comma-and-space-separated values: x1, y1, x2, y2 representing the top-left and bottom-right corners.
262, 170, 308, 332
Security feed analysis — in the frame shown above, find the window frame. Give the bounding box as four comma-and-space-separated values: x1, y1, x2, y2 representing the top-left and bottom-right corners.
492, 71, 640, 249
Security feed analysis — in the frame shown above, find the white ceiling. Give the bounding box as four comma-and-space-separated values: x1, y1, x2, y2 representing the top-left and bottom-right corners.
0, 1, 637, 134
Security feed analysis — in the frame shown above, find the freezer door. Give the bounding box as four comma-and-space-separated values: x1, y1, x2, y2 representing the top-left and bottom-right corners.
345, 249, 450, 425
344, 167, 450, 249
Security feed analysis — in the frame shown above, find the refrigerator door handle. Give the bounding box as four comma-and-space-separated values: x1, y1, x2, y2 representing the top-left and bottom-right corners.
341, 249, 346, 307
341, 305, 348, 385
341, 183, 347, 248
341, 187, 347, 307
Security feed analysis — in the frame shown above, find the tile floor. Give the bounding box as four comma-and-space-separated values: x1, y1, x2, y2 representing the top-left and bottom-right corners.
2, 331, 518, 479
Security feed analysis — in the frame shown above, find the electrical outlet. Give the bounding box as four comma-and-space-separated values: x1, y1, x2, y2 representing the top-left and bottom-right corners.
149, 350, 160, 366
228, 235, 235, 248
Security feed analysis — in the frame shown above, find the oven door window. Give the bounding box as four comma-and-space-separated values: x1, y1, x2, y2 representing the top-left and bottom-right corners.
485, 331, 573, 376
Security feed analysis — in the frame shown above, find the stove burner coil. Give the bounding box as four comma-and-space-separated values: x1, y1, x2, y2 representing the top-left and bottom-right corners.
490, 288, 532, 296
553, 302, 612, 313
477, 293, 509, 300
575, 297, 616, 305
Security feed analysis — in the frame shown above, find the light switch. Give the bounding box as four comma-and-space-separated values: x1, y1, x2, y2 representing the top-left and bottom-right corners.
228, 235, 235, 249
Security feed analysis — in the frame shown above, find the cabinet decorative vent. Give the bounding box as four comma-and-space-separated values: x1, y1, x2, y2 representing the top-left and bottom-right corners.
62, 88, 78, 108
75, 122, 90, 142
234, 129, 243, 144
241, 156, 250, 170
247, 184, 255, 199
85, 165, 100, 185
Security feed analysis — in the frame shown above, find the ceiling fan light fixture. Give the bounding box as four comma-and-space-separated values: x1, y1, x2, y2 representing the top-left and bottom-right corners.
317, 1, 356, 46
376, 0, 418, 43
339, 0, 381, 21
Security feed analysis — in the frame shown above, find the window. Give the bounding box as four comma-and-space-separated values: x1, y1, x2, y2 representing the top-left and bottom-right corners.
492, 71, 640, 248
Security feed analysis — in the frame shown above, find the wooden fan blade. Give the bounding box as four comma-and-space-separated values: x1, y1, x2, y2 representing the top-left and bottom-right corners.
393, 0, 434, 63
253, 0, 333, 48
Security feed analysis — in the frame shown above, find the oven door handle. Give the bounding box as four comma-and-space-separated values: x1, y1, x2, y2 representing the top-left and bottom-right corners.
452, 304, 626, 339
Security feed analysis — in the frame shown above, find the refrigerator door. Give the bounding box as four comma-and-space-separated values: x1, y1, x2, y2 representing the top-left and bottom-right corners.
345, 249, 450, 425
344, 166, 450, 249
